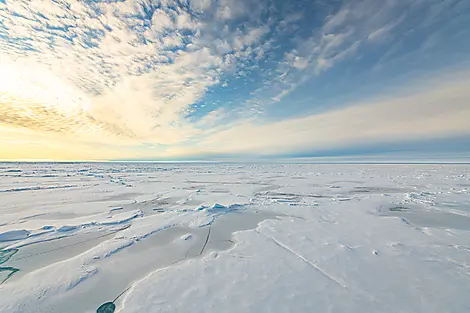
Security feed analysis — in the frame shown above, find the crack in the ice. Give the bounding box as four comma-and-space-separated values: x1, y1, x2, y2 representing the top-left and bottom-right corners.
0, 266, 19, 284
257, 230, 347, 288
98, 252, 190, 312
13, 225, 132, 261
1, 225, 132, 285
228, 254, 253, 259
210, 239, 235, 244
110, 245, 197, 313
199, 226, 212, 256
0, 249, 19, 284
113, 286, 132, 303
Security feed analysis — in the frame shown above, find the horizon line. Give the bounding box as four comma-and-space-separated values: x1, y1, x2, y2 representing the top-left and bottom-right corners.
1, 160, 470, 165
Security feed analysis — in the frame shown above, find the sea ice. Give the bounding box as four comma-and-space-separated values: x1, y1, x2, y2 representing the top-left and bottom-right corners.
0, 163, 469, 313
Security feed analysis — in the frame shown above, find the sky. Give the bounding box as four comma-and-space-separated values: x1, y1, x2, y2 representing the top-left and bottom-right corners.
0, 0, 469, 161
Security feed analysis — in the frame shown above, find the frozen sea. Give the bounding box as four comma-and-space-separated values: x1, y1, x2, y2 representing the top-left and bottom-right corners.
0, 163, 469, 313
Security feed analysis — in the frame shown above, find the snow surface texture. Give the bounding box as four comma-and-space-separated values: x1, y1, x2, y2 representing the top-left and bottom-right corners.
0, 163, 470, 313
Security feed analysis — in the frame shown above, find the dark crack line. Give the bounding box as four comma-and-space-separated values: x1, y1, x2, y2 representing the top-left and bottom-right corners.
256, 230, 347, 288
13, 225, 131, 261
113, 286, 132, 303
107, 245, 196, 311
210, 239, 235, 244
0, 267, 19, 284
199, 226, 212, 256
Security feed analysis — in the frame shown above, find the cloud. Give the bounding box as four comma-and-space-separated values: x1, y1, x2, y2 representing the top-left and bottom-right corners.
190, 0, 212, 11
0, 0, 273, 148
263, 0, 465, 103
194, 72, 470, 156
0, 0, 469, 160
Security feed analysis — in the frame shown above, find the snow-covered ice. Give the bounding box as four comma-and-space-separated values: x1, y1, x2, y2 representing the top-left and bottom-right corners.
0, 163, 470, 312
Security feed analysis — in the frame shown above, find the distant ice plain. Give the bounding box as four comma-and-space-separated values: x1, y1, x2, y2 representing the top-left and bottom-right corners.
1, 163, 469, 313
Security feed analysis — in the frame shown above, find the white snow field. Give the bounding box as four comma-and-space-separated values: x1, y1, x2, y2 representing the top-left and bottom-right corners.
0, 163, 470, 313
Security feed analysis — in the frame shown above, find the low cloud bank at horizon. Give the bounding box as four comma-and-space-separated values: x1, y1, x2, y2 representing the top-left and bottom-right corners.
0, 0, 469, 161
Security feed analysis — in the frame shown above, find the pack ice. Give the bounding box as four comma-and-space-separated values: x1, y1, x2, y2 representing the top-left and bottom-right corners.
0, 163, 469, 313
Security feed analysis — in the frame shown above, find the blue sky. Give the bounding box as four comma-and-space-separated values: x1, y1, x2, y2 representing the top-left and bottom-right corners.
0, 0, 469, 161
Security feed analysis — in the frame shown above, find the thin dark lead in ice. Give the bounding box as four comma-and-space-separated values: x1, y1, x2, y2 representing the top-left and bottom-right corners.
183, 225, 215, 258
95, 234, 212, 313
0, 248, 18, 264
0, 248, 20, 284
96, 285, 132, 312
199, 226, 211, 256
14, 224, 132, 261
0, 266, 19, 284
0, 225, 131, 284
113, 286, 132, 303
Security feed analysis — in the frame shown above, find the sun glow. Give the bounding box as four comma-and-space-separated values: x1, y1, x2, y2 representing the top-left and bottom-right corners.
0, 57, 92, 115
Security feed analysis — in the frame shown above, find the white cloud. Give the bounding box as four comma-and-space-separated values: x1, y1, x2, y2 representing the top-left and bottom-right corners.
215, 5, 233, 20
195, 72, 470, 155
262, 0, 462, 103
151, 9, 174, 32
243, 26, 270, 45
0, 0, 273, 149
367, 16, 404, 42
214, 0, 258, 21
1, 0, 468, 160
190, 0, 212, 11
